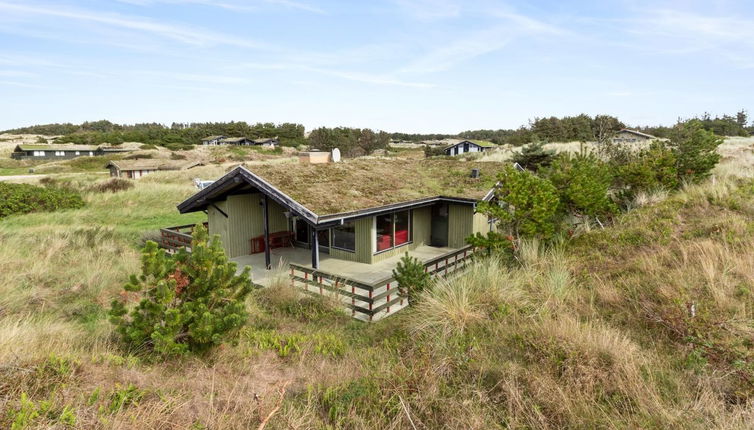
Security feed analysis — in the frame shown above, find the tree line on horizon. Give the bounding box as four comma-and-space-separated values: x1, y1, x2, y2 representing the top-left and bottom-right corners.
2, 120, 307, 150
3, 110, 750, 150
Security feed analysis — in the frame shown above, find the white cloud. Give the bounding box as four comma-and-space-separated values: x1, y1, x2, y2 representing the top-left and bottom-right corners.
398, 11, 562, 74
0, 1, 270, 49
118, 0, 324, 14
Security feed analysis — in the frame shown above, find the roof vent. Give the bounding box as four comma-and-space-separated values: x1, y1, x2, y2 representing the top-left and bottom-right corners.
470, 168, 480, 179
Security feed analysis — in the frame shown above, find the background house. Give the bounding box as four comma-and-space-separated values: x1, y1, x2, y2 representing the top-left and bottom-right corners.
107, 159, 202, 179
252, 137, 279, 147
444, 140, 496, 156
11, 144, 133, 160
201, 135, 226, 145
612, 129, 656, 144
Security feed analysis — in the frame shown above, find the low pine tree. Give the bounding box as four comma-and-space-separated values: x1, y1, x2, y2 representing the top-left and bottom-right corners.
670, 119, 723, 183
468, 165, 561, 251
392, 253, 431, 306
512, 141, 555, 171
543, 152, 617, 219
109, 225, 253, 356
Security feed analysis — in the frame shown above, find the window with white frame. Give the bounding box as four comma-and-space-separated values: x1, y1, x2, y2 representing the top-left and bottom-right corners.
33, 151, 44, 157
55, 151, 64, 156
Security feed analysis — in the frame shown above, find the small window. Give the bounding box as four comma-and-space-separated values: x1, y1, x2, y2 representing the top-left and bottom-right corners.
88, 151, 93, 156
75, 151, 80, 155
332, 221, 356, 252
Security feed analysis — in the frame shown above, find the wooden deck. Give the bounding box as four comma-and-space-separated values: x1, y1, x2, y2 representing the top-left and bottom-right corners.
232, 245, 479, 321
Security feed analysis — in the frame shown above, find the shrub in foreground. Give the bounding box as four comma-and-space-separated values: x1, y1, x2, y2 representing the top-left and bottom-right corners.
392, 252, 431, 305
109, 225, 253, 356
0, 182, 84, 218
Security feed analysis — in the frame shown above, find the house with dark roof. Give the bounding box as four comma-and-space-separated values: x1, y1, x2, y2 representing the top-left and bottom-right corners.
612, 129, 656, 144
10, 145, 133, 160
107, 159, 203, 179
165, 159, 503, 320
201, 135, 226, 145
444, 140, 496, 156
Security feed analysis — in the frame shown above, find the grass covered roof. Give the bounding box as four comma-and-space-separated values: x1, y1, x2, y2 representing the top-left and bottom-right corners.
243, 158, 505, 215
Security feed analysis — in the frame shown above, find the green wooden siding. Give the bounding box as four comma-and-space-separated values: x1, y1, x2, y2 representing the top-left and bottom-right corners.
448, 204, 474, 248
208, 193, 290, 258
473, 211, 493, 235
412, 206, 432, 246
208, 200, 229, 255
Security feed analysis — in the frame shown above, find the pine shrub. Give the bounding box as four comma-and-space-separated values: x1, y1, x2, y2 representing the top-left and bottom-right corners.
392, 252, 431, 305
109, 225, 253, 356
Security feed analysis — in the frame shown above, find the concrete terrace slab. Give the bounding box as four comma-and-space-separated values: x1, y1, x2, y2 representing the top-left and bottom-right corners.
232, 245, 456, 287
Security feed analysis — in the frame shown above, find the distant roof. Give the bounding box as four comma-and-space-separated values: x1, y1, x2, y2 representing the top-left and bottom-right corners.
107, 160, 202, 171
617, 129, 656, 139
15, 144, 99, 151
219, 137, 251, 143
444, 140, 496, 150
178, 158, 505, 219
253, 137, 278, 144
202, 135, 226, 141
469, 140, 496, 148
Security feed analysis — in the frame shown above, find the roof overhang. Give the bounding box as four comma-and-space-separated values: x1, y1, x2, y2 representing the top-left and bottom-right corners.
177, 165, 496, 227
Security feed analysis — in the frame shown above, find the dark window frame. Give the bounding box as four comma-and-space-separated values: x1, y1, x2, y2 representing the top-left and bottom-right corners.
331, 220, 356, 253
374, 209, 413, 255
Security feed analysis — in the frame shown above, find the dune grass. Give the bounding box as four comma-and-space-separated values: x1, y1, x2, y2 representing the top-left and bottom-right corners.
0, 141, 753, 428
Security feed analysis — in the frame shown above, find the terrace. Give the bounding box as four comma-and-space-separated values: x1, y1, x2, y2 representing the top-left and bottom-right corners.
231, 244, 478, 321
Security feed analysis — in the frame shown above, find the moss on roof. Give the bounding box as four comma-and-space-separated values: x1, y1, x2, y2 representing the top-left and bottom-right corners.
109, 160, 201, 171
470, 140, 496, 148
16, 144, 99, 151
243, 158, 505, 215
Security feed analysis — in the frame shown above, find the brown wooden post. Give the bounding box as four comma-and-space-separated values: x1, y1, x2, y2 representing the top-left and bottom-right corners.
386, 283, 391, 313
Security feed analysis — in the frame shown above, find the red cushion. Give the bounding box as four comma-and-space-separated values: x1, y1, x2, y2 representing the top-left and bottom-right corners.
377, 234, 392, 251
395, 229, 409, 245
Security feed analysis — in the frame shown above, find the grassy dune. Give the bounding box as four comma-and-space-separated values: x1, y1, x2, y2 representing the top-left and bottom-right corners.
0, 141, 753, 428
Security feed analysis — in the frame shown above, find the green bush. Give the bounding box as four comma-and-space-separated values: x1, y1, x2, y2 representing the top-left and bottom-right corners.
139, 144, 157, 150
512, 141, 555, 171
424, 145, 447, 158
613, 142, 679, 200
471, 165, 561, 243
543, 152, 616, 218
109, 225, 253, 356
670, 119, 723, 183
392, 252, 431, 305
0, 182, 84, 218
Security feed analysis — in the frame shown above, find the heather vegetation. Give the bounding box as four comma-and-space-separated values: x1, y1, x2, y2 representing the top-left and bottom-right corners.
0, 182, 84, 218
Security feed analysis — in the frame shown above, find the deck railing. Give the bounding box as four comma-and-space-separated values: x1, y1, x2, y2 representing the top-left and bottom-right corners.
289, 245, 479, 321
159, 222, 208, 253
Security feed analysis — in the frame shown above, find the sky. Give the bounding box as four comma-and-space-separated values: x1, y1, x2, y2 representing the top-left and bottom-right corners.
0, 0, 752, 133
